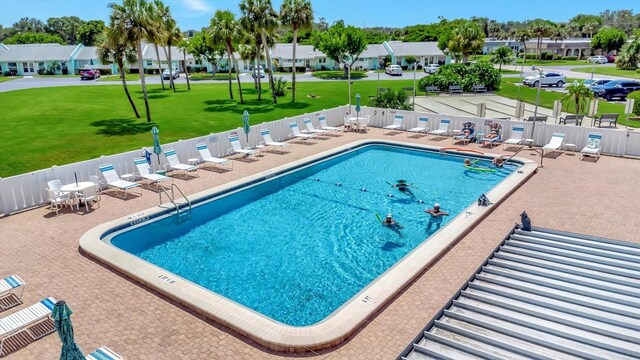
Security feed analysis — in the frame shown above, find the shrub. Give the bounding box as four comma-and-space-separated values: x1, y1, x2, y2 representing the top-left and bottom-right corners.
369, 89, 412, 110
418, 61, 501, 92
313, 71, 366, 79
99, 68, 112, 76
144, 69, 155, 75
3, 71, 12, 76
628, 91, 640, 115
274, 77, 287, 96
563, 56, 578, 60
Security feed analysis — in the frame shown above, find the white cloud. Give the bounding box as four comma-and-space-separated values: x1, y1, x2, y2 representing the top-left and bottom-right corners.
180, 0, 212, 13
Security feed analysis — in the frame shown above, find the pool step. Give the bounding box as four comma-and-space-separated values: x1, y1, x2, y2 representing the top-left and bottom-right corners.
398, 226, 640, 360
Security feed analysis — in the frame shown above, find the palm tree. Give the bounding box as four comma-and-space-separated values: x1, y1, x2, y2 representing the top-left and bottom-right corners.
513, 28, 531, 62
177, 39, 191, 90
529, 20, 552, 60
240, 0, 279, 104
238, 35, 260, 89
109, 0, 153, 122
280, 0, 313, 102
148, 0, 168, 90
615, 36, 640, 70
210, 10, 244, 103
163, 17, 182, 93
583, 21, 599, 38
561, 82, 593, 114
97, 19, 140, 118
549, 26, 566, 60
447, 22, 484, 63
490, 46, 514, 71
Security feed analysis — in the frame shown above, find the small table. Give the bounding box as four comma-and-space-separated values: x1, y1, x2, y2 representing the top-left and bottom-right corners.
121, 173, 136, 181
563, 143, 576, 153
61, 182, 95, 210
254, 145, 266, 157
188, 158, 202, 166
523, 138, 534, 147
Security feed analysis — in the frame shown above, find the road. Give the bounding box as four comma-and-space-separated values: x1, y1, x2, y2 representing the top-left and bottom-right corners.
0, 70, 428, 93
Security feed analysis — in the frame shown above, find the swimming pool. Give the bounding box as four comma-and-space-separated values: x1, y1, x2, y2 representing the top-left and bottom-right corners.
81, 140, 537, 351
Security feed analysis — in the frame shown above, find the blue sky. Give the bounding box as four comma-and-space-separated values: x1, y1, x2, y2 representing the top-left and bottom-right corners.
0, 0, 636, 30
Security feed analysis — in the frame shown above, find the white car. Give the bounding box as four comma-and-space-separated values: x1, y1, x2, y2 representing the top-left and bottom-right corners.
162, 67, 179, 80
522, 72, 566, 87
588, 55, 608, 64
423, 64, 440, 74
385, 65, 402, 76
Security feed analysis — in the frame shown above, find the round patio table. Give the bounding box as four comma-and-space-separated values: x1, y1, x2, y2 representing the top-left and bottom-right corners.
61, 182, 96, 210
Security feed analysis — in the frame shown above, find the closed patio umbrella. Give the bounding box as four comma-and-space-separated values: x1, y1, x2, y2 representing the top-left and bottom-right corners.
52, 300, 84, 360
151, 126, 162, 171
355, 93, 361, 119
242, 110, 251, 142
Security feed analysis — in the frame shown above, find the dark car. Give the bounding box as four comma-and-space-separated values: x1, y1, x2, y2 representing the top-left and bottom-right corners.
80, 68, 100, 80
607, 54, 616, 63
591, 80, 640, 101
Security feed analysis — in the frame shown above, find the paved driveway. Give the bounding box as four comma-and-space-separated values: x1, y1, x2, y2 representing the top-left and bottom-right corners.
0, 71, 428, 92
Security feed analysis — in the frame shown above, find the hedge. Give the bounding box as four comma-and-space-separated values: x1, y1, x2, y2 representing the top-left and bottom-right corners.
417, 61, 501, 92
628, 91, 640, 115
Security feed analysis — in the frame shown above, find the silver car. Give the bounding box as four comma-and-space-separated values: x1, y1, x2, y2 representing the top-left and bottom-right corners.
588, 55, 608, 64
522, 72, 566, 87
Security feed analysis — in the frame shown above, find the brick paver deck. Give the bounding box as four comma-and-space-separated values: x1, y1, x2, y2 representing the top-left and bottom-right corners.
1, 129, 639, 359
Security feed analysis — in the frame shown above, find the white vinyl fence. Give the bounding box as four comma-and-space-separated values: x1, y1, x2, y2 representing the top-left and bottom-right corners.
1, 105, 638, 216
0, 106, 349, 215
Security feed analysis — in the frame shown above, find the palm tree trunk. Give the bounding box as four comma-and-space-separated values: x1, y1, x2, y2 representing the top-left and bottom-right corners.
118, 62, 140, 118
291, 28, 297, 102
183, 53, 191, 91
154, 44, 165, 90
231, 52, 244, 104
137, 41, 152, 123
261, 31, 277, 104
167, 44, 176, 93
255, 52, 262, 100
226, 50, 233, 99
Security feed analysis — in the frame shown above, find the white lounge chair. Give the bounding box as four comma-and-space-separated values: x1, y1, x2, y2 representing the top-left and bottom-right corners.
318, 116, 340, 132
86, 346, 123, 360
195, 144, 232, 171
260, 129, 291, 152
452, 121, 475, 145
163, 148, 199, 178
503, 125, 526, 149
428, 119, 451, 138
0, 297, 57, 356
133, 157, 173, 189
98, 164, 143, 199
542, 133, 565, 156
228, 135, 256, 157
289, 122, 315, 140
407, 117, 429, 135
303, 119, 328, 134
0, 275, 25, 310
580, 132, 602, 160
384, 114, 404, 131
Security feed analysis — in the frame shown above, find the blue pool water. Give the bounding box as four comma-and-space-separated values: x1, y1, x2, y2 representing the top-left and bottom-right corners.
111, 144, 517, 326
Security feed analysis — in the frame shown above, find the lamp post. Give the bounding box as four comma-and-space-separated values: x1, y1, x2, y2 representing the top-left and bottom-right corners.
590, 63, 595, 81
347, 61, 352, 113
531, 65, 543, 145
516, 52, 526, 101
412, 61, 417, 111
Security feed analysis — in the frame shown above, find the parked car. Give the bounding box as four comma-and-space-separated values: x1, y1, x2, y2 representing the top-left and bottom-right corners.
80, 68, 100, 80
162, 68, 179, 80
251, 66, 265, 78
588, 55, 608, 64
522, 72, 566, 87
606, 54, 616, 63
385, 65, 402, 76
582, 78, 613, 89
423, 64, 440, 74
591, 80, 640, 101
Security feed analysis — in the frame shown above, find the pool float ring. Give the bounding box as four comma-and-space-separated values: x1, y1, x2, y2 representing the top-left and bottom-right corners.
464, 164, 496, 173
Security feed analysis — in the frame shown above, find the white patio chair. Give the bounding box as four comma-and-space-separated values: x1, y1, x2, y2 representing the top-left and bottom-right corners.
428, 119, 451, 138
134, 157, 173, 188
580, 132, 602, 160
289, 122, 315, 140
228, 135, 256, 157
318, 116, 341, 132
0, 297, 57, 356
98, 163, 143, 199
503, 125, 526, 149
0, 275, 25, 311
76, 185, 100, 212
407, 117, 429, 135
86, 346, 124, 360
163, 148, 199, 178
384, 114, 404, 131
260, 129, 291, 152
542, 133, 566, 157
196, 143, 233, 170
303, 118, 328, 134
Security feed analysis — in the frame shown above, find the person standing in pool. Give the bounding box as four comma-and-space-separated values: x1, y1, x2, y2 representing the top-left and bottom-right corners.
425, 203, 449, 231
382, 213, 404, 235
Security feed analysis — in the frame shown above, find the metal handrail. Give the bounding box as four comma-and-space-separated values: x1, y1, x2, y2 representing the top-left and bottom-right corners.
171, 184, 192, 217
158, 187, 180, 219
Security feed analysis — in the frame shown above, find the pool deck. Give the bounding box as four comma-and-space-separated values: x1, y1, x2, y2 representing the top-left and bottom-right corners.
2, 128, 639, 359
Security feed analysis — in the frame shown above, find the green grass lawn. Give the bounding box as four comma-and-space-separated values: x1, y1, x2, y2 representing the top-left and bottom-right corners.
189, 73, 235, 81
0, 76, 21, 82
569, 67, 640, 79
0, 80, 417, 177
499, 69, 520, 74
313, 71, 367, 79
33, 74, 80, 78
97, 74, 146, 82
496, 81, 639, 128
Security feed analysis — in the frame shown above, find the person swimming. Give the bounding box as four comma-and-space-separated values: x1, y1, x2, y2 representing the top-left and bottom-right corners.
391, 179, 415, 197
492, 156, 505, 168
382, 213, 404, 235
425, 203, 449, 232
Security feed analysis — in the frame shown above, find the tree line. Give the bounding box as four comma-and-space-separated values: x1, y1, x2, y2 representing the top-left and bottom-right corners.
0, 16, 106, 46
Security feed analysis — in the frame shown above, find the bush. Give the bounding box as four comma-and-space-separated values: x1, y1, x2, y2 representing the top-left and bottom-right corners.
37, 69, 45, 75
563, 56, 578, 60
369, 89, 411, 110
99, 68, 112, 76
144, 69, 156, 75
628, 91, 640, 115
274, 77, 287, 96
313, 71, 366, 79
418, 61, 501, 92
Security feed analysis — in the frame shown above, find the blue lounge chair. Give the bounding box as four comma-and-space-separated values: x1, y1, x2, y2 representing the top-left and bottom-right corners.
86, 346, 123, 360
0, 297, 57, 356
452, 122, 475, 145
478, 123, 502, 148
0, 275, 25, 311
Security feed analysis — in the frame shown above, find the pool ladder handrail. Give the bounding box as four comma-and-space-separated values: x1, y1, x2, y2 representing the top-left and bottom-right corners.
158, 184, 192, 223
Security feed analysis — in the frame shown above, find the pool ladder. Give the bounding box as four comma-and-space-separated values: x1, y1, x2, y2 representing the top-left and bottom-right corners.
158, 184, 192, 223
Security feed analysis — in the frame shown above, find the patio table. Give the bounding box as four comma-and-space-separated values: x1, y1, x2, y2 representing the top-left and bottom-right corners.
61, 182, 95, 210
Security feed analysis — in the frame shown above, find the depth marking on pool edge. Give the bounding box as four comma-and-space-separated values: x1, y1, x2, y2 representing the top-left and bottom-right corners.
361, 295, 376, 304
128, 212, 148, 225
157, 274, 176, 285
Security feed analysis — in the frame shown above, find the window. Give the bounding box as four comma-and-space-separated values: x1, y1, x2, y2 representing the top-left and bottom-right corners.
195, 60, 202, 65
38, 62, 45, 71
8, 63, 17, 72
146, 60, 153, 66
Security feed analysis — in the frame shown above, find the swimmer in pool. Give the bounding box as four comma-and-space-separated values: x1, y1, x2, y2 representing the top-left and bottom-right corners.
391, 179, 415, 197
